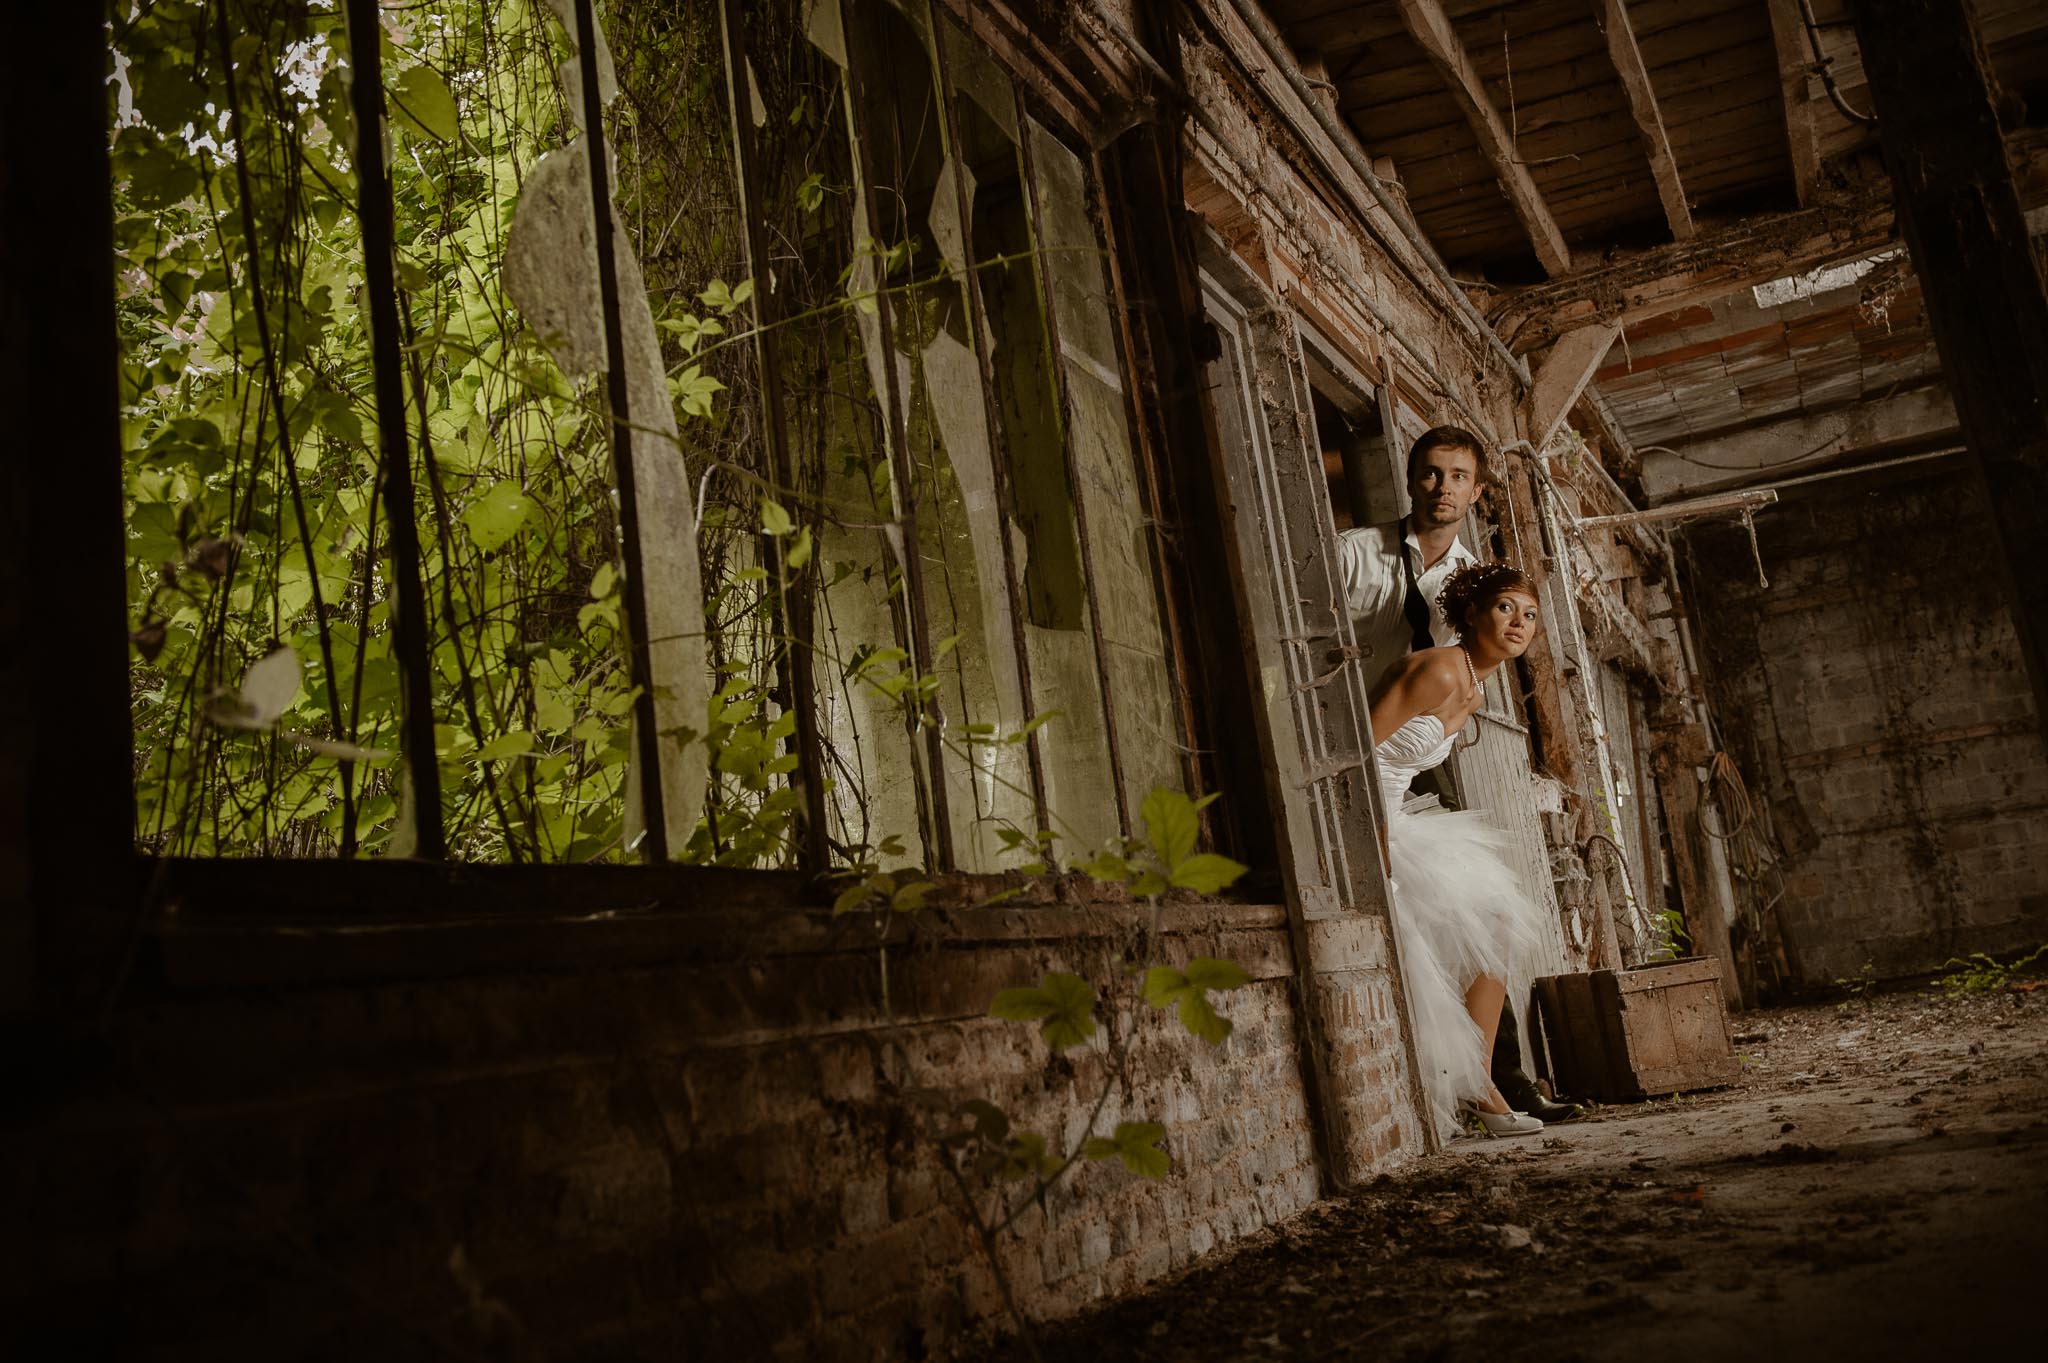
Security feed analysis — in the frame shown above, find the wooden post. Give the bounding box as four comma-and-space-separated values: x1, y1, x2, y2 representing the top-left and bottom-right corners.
1850, 0, 2048, 739
2, 3, 136, 1010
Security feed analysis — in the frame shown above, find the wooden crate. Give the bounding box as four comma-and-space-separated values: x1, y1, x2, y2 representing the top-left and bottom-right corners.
1531, 957, 1740, 1102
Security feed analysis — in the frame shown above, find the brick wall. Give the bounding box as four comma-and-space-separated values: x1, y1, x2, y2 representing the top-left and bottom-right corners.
5, 869, 1415, 1361
1687, 468, 2048, 986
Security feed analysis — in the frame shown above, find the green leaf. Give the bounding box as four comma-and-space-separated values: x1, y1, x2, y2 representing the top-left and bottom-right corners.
389, 65, 460, 142
1184, 957, 1252, 992
1143, 959, 1247, 1045
760, 497, 794, 537
786, 525, 813, 570
832, 882, 874, 916
1141, 787, 1199, 875
1080, 850, 1130, 884
1083, 1121, 1171, 1178
1141, 966, 1187, 1008
475, 731, 535, 761
1175, 991, 1233, 1045
1006, 710, 1060, 745
989, 971, 1098, 1051
796, 172, 825, 213
1169, 852, 1249, 895
462, 481, 534, 552
890, 880, 932, 914
1130, 870, 1168, 898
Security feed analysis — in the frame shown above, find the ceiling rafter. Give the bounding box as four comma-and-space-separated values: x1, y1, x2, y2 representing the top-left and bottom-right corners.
1392, 0, 1573, 275
1594, 0, 1694, 240
1764, 0, 1824, 206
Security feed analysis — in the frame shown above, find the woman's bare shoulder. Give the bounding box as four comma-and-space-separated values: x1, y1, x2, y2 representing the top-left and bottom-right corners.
1384, 647, 1462, 696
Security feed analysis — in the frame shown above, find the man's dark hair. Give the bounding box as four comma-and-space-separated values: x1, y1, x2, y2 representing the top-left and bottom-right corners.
1405, 424, 1485, 477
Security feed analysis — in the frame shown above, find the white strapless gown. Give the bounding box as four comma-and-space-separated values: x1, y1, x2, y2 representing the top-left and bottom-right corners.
1375, 713, 1544, 1138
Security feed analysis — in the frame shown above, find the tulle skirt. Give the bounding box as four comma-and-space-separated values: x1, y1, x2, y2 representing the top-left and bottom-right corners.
1386, 795, 1546, 1139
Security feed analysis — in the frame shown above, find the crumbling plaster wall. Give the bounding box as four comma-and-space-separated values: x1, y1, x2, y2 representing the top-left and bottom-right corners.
1687, 470, 2048, 986
6, 882, 1392, 1361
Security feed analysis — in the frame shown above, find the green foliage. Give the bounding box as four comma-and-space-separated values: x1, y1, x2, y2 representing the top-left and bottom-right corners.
1082, 1121, 1171, 1179
1060, 786, 1249, 900
1142, 958, 1253, 1045
1833, 959, 1879, 1012
109, 0, 874, 865
990, 972, 1098, 1052
1930, 944, 2048, 995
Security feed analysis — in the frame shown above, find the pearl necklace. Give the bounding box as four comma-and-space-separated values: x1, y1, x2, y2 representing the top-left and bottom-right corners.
1458, 644, 1481, 696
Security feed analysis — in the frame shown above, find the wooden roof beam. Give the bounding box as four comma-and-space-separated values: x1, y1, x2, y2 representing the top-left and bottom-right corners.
1489, 177, 1895, 353
1394, 0, 1573, 276
1488, 130, 2048, 354
1765, 0, 1823, 207
1595, 0, 1694, 240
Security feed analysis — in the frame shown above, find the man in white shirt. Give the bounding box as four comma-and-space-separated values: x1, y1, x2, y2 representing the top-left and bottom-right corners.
1337, 424, 1483, 691
1338, 424, 1581, 1122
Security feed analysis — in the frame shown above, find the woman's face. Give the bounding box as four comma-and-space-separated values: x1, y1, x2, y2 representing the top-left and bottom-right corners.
1470, 590, 1540, 657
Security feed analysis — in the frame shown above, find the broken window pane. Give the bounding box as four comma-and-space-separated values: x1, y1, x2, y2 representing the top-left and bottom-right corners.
1025, 117, 1188, 836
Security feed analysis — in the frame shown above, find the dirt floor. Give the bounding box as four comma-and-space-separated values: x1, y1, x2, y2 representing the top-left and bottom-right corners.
1026, 986, 2048, 1362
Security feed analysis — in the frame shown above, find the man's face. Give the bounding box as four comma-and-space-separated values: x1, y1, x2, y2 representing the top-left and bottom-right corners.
1408, 444, 1481, 529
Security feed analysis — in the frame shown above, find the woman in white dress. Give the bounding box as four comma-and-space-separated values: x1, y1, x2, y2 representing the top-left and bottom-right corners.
1368, 562, 1548, 1139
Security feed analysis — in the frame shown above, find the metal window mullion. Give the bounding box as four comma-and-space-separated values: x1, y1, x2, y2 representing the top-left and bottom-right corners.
837, 0, 954, 870
341, 0, 444, 859
925, 8, 1052, 836
1014, 106, 1133, 841
717, 0, 832, 875
570, 0, 667, 861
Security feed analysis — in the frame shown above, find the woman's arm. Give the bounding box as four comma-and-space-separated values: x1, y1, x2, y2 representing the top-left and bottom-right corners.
1368, 649, 1457, 744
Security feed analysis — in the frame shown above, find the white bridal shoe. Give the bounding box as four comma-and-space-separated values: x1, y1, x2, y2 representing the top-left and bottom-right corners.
1467, 1105, 1545, 1137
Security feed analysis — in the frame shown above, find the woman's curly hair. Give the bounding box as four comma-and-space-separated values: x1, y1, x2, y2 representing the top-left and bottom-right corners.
1436, 562, 1539, 638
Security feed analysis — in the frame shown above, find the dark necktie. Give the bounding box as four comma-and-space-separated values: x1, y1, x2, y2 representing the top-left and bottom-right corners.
1401, 544, 1435, 653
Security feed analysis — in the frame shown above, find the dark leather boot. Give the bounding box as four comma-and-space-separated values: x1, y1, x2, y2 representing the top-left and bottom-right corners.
1493, 997, 1584, 1122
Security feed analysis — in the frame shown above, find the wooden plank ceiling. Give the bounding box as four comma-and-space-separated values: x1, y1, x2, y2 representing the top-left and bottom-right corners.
1266, 0, 2048, 500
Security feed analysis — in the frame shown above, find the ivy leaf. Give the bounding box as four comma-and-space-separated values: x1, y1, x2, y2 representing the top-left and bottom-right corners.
1142, 958, 1249, 1046
796, 172, 825, 213
1169, 852, 1249, 895
1184, 957, 1252, 992
389, 65, 460, 142
989, 971, 1098, 1051
1141, 786, 1199, 873
1082, 1121, 1171, 1178
462, 481, 534, 552
1141, 965, 1188, 1009
1175, 991, 1233, 1045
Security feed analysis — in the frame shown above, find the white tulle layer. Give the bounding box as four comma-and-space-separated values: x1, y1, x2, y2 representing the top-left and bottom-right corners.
1386, 794, 1546, 1139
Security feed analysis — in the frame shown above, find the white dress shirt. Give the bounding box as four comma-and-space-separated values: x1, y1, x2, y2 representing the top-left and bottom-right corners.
1336, 519, 1478, 689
